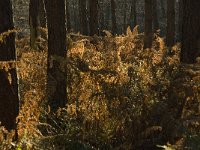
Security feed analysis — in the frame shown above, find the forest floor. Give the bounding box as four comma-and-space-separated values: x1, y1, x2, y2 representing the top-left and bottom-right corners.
0, 29, 200, 149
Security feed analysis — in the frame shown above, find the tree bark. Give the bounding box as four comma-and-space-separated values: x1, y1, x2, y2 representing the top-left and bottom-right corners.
46, 0, 67, 111
153, 0, 159, 32
29, 0, 40, 49
39, 0, 46, 28
0, 0, 19, 131
79, 0, 88, 35
110, 0, 117, 34
180, 0, 200, 63
178, 0, 183, 42
123, 0, 127, 33
130, 0, 137, 29
66, 0, 71, 33
166, 0, 175, 47
89, 0, 98, 35
144, 0, 153, 49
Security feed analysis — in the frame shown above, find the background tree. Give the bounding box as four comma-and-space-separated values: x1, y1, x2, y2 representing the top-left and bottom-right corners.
110, 0, 117, 34
144, 0, 153, 49
46, 0, 67, 111
0, 0, 19, 130
166, 0, 175, 47
29, 0, 40, 49
39, 0, 46, 28
123, 0, 127, 33
129, 0, 137, 29
89, 0, 99, 35
153, 0, 159, 32
79, 0, 88, 35
180, 0, 200, 63
178, 0, 183, 42
66, 0, 71, 33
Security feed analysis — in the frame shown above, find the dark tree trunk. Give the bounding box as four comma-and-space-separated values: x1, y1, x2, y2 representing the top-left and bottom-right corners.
46, 0, 67, 111
144, 0, 153, 49
123, 0, 127, 33
29, 0, 40, 49
160, 0, 166, 18
39, 0, 46, 28
130, 0, 137, 29
180, 0, 200, 63
110, 0, 117, 34
178, 0, 183, 42
89, 0, 98, 35
166, 0, 175, 47
153, 0, 159, 32
104, 3, 111, 31
79, 0, 88, 35
0, 0, 19, 131
66, 0, 71, 33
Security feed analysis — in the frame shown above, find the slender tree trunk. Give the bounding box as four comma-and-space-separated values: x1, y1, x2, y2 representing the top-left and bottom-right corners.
110, 0, 117, 34
180, 0, 200, 63
130, 0, 137, 29
160, 0, 166, 18
123, 0, 127, 33
166, 0, 175, 47
104, 3, 111, 31
178, 0, 183, 42
79, 0, 88, 35
66, 0, 71, 32
46, 0, 67, 111
89, 0, 98, 35
39, 0, 46, 28
0, 0, 19, 131
153, 0, 159, 32
144, 0, 153, 49
29, 0, 40, 49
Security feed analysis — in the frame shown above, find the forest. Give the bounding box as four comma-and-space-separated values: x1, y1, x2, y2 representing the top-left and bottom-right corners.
0, 0, 200, 149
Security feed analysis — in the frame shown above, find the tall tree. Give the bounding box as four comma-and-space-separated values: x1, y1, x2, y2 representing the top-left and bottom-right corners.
123, 0, 127, 33
46, 0, 67, 111
110, 0, 117, 34
166, 0, 175, 47
160, 0, 166, 18
29, 0, 40, 49
0, 0, 19, 130
89, 0, 98, 35
180, 0, 200, 63
66, 0, 71, 32
153, 0, 159, 32
39, 0, 46, 28
79, 0, 88, 35
130, 0, 137, 29
178, 0, 183, 42
144, 0, 153, 49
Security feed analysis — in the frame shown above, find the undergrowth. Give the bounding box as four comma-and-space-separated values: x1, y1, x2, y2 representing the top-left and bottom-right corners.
0, 27, 199, 150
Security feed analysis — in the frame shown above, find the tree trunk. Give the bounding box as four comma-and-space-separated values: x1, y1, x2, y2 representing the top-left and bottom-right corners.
0, 0, 19, 131
160, 0, 166, 18
39, 0, 46, 28
123, 0, 127, 33
79, 0, 88, 35
66, 0, 71, 33
166, 0, 175, 47
180, 0, 200, 63
153, 0, 159, 32
89, 0, 98, 35
46, 0, 67, 111
130, 0, 137, 29
178, 0, 183, 42
29, 0, 40, 49
104, 4, 111, 31
110, 0, 117, 34
144, 0, 153, 49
